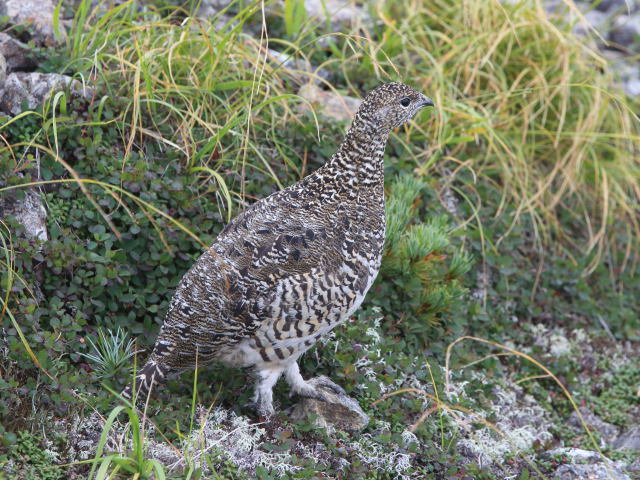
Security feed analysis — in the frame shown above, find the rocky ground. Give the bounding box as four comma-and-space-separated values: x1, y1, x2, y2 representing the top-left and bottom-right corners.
5, 318, 639, 479
569, 0, 640, 96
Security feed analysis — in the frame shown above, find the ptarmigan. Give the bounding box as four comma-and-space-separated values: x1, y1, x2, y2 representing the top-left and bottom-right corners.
122, 82, 434, 416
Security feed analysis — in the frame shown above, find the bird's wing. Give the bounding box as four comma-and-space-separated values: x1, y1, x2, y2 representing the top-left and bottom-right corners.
213, 185, 351, 280
159, 187, 349, 348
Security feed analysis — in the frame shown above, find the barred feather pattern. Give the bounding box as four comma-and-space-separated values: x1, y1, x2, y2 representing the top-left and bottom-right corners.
121, 82, 434, 415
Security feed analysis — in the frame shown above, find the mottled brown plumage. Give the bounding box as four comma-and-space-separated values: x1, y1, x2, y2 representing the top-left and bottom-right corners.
122, 82, 434, 416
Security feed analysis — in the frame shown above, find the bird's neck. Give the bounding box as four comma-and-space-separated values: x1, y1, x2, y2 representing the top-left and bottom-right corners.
325, 121, 389, 189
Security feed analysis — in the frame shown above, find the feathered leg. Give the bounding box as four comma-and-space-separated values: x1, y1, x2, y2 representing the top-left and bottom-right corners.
284, 361, 346, 401
120, 356, 172, 403
253, 367, 285, 417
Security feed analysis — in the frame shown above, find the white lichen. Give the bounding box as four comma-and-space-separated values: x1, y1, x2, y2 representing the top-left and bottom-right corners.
548, 333, 572, 357
364, 316, 383, 344
346, 434, 414, 478
448, 380, 553, 467
401, 429, 419, 446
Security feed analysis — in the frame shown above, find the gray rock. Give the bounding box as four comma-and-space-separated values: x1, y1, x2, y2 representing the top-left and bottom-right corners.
304, 0, 368, 29
297, 83, 361, 122
542, 0, 565, 14
0, 33, 37, 72
268, 49, 330, 84
586, 8, 612, 30
0, 0, 62, 46
554, 463, 630, 480
0, 53, 6, 88
609, 13, 640, 46
90, 0, 131, 10
613, 425, 640, 451
624, 76, 640, 96
0, 72, 93, 115
568, 407, 620, 445
207, 13, 239, 32
628, 457, 640, 473
262, 0, 368, 30
601, 48, 640, 96
196, 0, 234, 18
0, 189, 48, 241
602, 49, 640, 97
595, 0, 638, 13
547, 442, 640, 479
574, 9, 611, 36
289, 376, 369, 432
547, 448, 632, 479
547, 447, 604, 463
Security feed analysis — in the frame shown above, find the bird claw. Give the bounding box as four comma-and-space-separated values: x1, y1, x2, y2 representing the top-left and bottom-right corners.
312, 375, 347, 396
301, 389, 331, 403
244, 399, 276, 418
294, 375, 347, 403
243, 400, 257, 410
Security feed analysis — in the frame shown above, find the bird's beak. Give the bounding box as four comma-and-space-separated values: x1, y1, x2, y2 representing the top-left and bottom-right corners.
418, 95, 434, 108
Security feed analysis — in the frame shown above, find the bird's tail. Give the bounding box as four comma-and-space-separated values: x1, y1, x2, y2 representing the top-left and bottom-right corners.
120, 359, 170, 403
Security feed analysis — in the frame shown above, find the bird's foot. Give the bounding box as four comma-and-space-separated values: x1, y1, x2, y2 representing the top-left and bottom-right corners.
244, 401, 277, 420
246, 394, 277, 419
292, 375, 347, 403
311, 375, 347, 396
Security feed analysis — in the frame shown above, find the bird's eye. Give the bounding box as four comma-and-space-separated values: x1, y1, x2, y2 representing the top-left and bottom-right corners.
399, 97, 411, 107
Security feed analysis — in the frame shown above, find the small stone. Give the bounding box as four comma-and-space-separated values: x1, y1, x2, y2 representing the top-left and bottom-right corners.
0, 0, 62, 46
547, 447, 603, 463
268, 49, 330, 84
304, 0, 368, 29
0, 53, 6, 87
613, 425, 640, 451
207, 13, 238, 32
573, 9, 611, 36
601, 49, 640, 97
0, 72, 93, 115
595, 0, 638, 13
568, 407, 620, 446
298, 83, 361, 123
0, 189, 48, 241
542, 0, 564, 14
628, 457, 640, 473
0, 33, 37, 72
609, 13, 640, 46
195, 0, 235, 18
554, 463, 630, 480
625, 77, 640, 96
585, 9, 611, 30
289, 376, 369, 432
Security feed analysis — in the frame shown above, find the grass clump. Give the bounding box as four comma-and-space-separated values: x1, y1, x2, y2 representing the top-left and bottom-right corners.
79, 327, 136, 381
86, 405, 167, 480
61, 0, 316, 216
362, 0, 640, 271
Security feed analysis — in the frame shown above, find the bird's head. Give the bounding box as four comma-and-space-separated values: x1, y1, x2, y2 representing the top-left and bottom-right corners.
353, 82, 434, 135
